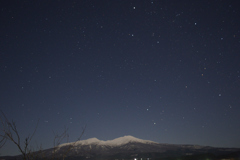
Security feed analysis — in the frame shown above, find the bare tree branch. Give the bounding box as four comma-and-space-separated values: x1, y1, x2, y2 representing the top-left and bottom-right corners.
0, 110, 39, 160
61, 125, 86, 160
1, 110, 86, 160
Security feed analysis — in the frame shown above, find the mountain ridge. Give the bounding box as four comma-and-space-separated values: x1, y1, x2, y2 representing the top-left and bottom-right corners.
59, 135, 158, 148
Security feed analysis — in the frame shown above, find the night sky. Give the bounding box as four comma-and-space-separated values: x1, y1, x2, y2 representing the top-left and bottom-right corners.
1, 0, 240, 156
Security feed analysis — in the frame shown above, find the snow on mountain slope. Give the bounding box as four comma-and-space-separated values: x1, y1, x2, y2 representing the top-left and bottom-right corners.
58, 135, 157, 148
40, 135, 240, 159
76, 137, 101, 145
104, 135, 157, 146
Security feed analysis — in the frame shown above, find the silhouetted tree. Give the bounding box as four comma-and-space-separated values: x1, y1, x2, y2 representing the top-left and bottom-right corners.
0, 110, 38, 160
0, 110, 85, 160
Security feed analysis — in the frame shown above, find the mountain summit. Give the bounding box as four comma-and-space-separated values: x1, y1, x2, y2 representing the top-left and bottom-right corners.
106, 135, 158, 146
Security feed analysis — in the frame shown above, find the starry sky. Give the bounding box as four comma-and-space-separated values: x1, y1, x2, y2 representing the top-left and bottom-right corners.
1, 0, 240, 156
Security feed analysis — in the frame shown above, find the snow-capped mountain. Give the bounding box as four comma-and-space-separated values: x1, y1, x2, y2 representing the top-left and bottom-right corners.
59, 135, 158, 147
3, 136, 240, 160
38, 135, 238, 160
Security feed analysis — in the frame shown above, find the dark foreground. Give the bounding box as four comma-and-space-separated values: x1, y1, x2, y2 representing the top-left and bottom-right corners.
1, 151, 240, 160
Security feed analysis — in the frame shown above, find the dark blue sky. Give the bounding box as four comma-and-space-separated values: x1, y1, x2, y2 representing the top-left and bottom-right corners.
1, 0, 240, 156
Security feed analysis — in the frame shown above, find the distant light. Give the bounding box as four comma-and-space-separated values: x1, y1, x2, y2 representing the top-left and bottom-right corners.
133, 7, 136, 9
